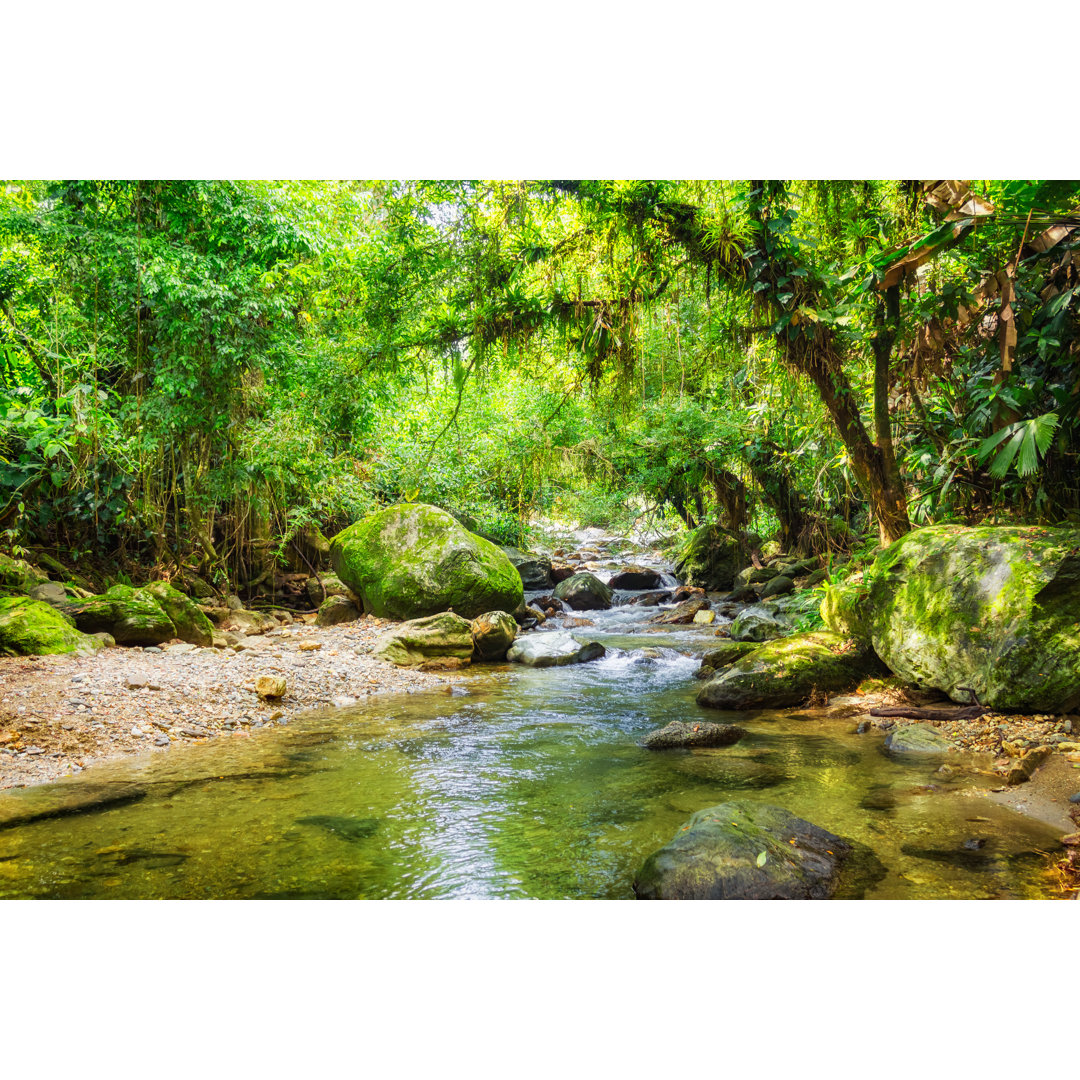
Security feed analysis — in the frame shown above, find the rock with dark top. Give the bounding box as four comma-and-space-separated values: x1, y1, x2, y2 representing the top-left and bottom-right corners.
640, 720, 747, 749
633, 801, 853, 900
651, 597, 710, 625
671, 585, 705, 603
553, 572, 613, 611
760, 574, 794, 599
628, 590, 672, 607
550, 565, 576, 584
725, 586, 760, 604
694, 640, 760, 679
501, 547, 554, 590
608, 566, 662, 590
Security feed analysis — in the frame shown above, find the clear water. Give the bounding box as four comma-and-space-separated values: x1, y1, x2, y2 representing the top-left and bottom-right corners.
0, 600, 1062, 899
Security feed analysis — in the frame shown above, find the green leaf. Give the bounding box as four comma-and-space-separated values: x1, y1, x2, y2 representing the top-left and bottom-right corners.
756, 850, 768, 867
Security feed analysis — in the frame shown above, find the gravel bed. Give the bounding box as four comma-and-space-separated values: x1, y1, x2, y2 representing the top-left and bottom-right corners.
0, 614, 459, 789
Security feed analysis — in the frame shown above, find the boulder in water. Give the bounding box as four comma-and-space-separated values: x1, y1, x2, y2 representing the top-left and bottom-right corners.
330, 503, 523, 621
628, 589, 672, 607
882, 723, 956, 755
471, 610, 518, 660
506, 631, 605, 668
640, 720, 747, 749
553, 572, 613, 611
673, 524, 742, 591
633, 800, 853, 899
373, 611, 475, 667
608, 566, 662, 590
696, 631, 884, 710
501, 546, 554, 590
650, 597, 710, 625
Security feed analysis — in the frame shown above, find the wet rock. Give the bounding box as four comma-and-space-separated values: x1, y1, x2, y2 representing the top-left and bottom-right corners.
331, 695, 358, 708
883, 723, 956, 755
692, 609, 716, 624
500, 547, 554, 590
553, 572, 613, 611
608, 566, 662, 590
628, 590, 672, 607
694, 640, 760, 679
295, 815, 380, 842
651, 597, 710, 625
996, 745, 1053, 785
671, 586, 705, 603
255, 675, 287, 699
315, 595, 361, 626
506, 631, 605, 668
640, 720, 747, 749
470, 610, 518, 660
725, 586, 760, 604
633, 800, 853, 900
550, 566, 575, 584
1069, 792, 1080, 804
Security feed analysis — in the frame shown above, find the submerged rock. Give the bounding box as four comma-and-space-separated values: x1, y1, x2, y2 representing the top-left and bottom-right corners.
633, 800, 853, 899
553, 572, 613, 611
851, 524, 1080, 712
330, 503, 523, 621
640, 720, 747, 750
882, 723, 956, 755
696, 631, 883, 710
373, 611, 475, 667
506, 631, 605, 668
0, 596, 103, 656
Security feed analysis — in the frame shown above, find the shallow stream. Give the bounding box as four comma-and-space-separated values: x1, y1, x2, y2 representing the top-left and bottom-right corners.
0, 579, 1063, 899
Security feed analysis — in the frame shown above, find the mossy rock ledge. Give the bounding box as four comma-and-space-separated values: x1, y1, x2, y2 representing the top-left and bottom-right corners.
0, 596, 103, 656
330, 503, 523, 621
855, 524, 1080, 712
64, 582, 214, 647
696, 631, 884, 710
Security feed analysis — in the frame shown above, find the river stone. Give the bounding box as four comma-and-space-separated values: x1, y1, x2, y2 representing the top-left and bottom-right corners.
330, 503, 523, 621
696, 631, 883, 711
760, 574, 794, 598
882, 723, 956, 755
673, 524, 741, 591
254, 675, 287, 698
553, 572, 613, 611
29, 581, 68, 605
141, 581, 215, 646
315, 595, 361, 626
729, 606, 786, 642
61, 585, 176, 646
694, 640, 760, 678
735, 565, 780, 588
306, 572, 353, 608
500, 547, 553, 590
853, 525, 1080, 712
650, 597, 710, 625
633, 800, 853, 900
640, 720, 747, 749
608, 566, 662, 590
373, 611, 475, 667
628, 590, 672, 607
0, 597, 104, 656
505, 631, 605, 668
470, 610, 518, 660
550, 565, 575, 584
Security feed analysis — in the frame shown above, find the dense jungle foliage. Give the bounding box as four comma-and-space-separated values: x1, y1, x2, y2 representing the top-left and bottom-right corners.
2, 179, 1079, 590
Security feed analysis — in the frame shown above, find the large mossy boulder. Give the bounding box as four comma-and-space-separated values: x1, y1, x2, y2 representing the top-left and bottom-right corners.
372, 611, 475, 667
673, 524, 741, 592
633, 801, 854, 900
64, 582, 213, 647
858, 525, 1080, 712
330, 504, 523, 621
500, 547, 553, 591
553, 572, 613, 611
0, 554, 49, 596
696, 631, 883, 710
0, 596, 103, 656
820, 576, 873, 642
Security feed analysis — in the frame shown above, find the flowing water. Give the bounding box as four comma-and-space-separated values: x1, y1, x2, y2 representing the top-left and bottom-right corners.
0, 569, 1064, 899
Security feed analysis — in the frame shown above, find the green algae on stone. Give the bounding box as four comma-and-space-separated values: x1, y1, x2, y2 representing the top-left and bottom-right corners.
330, 503, 523, 621
696, 630, 884, 710
859, 524, 1080, 712
373, 611, 476, 667
0, 596, 103, 656
820, 576, 874, 643
672, 523, 740, 591
0, 554, 50, 596
141, 581, 215, 646
64, 585, 176, 646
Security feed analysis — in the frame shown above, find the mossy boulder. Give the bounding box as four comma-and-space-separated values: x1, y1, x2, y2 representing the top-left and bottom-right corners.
553, 572, 613, 611
696, 631, 884, 710
330, 503, 523, 621
64, 582, 213, 647
694, 640, 760, 679
633, 801, 854, 900
820, 576, 873, 642
0, 554, 49, 595
0, 596, 103, 656
859, 525, 1080, 712
729, 605, 786, 642
372, 611, 475, 667
315, 595, 361, 626
673, 524, 741, 591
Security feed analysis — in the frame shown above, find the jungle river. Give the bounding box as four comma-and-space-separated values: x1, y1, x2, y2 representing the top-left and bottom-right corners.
0, 573, 1063, 899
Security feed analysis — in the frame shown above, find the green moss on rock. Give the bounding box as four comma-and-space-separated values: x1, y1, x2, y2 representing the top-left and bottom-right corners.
0, 554, 50, 596
0, 596, 103, 656
142, 581, 215, 646
696, 630, 884, 710
373, 611, 475, 667
330, 504, 523, 621
64, 585, 176, 646
861, 524, 1080, 712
